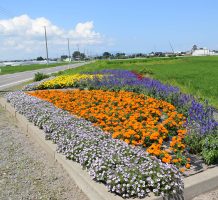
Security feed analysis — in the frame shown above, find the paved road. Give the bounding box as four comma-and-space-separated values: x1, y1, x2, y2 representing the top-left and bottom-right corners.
0, 62, 87, 91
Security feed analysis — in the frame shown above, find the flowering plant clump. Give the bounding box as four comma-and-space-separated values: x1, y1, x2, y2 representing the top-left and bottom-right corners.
28, 89, 190, 168
75, 70, 218, 135
37, 74, 103, 89
5, 91, 184, 198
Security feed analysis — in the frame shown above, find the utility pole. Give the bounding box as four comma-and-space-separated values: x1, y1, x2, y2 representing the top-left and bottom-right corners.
67, 38, 71, 62
44, 26, 49, 65
169, 41, 175, 54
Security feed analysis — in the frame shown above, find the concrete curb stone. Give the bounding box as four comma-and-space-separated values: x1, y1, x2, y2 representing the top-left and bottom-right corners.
184, 167, 218, 199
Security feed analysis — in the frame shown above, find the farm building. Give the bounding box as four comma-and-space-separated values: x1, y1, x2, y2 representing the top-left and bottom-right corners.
192, 48, 218, 56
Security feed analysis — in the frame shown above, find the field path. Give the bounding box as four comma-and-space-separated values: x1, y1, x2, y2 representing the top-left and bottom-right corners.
0, 107, 88, 200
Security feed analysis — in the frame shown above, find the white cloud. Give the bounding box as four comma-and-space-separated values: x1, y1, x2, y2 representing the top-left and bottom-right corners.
0, 15, 106, 60
69, 21, 100, 38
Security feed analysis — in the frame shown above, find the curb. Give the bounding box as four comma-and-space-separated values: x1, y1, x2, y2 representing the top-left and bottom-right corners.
184, 167, 218, 199
1, 97, 218, 200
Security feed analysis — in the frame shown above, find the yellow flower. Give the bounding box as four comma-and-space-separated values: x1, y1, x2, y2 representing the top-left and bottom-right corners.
38, 74, 103, 89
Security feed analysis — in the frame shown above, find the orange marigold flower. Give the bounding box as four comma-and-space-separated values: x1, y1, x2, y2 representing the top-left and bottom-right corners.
186, 163, 191, 169
179, 168, 185, 173
150, 132, 159, 140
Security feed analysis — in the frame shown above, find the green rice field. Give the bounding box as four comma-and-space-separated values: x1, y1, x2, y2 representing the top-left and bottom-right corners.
0, 62, 72, 75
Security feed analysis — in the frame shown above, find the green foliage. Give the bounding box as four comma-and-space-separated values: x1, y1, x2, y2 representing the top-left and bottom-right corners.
60, 55, 68, 61
185, 133, 202, 154
72, 51, 85, 60
102, 52, 111, 58
36, 56, 44, 61
185, 132, 218, 165
72, 51, 80, 59
137, 67, 153, 75
54, 70, 64, 76
201, 133, 218, 164
34, 72, 49, 82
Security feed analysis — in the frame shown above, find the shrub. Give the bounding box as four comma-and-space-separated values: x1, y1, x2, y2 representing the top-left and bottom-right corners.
34, 72, 49, 82
201, 133, 218, 165
184, 133, 202, 154
185, 132, 218, 165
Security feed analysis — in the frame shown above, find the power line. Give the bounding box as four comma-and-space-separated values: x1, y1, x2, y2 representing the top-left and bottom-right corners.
169, 41, 175, 53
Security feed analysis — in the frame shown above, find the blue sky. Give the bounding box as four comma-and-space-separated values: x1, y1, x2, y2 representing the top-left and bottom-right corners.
0, 0, 218, 59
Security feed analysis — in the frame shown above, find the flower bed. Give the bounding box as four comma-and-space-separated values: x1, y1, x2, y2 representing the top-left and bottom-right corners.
23, 69, 218, 165
5, 91, 183, 198
29, 89, 189, 168
37, 74, 103, 89
24, 70, 217, 136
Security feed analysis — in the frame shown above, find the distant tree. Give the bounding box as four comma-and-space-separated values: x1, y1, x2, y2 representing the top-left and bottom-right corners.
60, 55, 68, 61
115, 53, 125, 59
154, 52, 165, 57
36, 56, 44, 61
95, 55, 103, 60
72, 51, 81, 60
192, 45, 198, 51
110, 54, 115, 59
80, 53, 86, 60
102, 52, 111, 59
136, 53, 144, 57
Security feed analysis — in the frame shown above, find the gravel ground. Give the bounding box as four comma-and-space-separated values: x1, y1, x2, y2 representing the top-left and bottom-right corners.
0, 107, 89, 200
192, 188, 218, 200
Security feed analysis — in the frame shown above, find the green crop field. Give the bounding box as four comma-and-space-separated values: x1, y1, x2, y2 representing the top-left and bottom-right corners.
0, 62, 73, 75
57, 56, 218, 108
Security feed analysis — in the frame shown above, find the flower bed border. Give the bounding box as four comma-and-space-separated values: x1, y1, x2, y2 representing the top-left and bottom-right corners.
0, 97, 218, 200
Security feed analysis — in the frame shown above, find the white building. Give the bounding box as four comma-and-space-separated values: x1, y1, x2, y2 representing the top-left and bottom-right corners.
192, 48, 218, 56
63, 58, 72, 62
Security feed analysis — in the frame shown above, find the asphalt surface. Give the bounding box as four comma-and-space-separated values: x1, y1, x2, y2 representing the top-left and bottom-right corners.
0, 62, 86, 91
